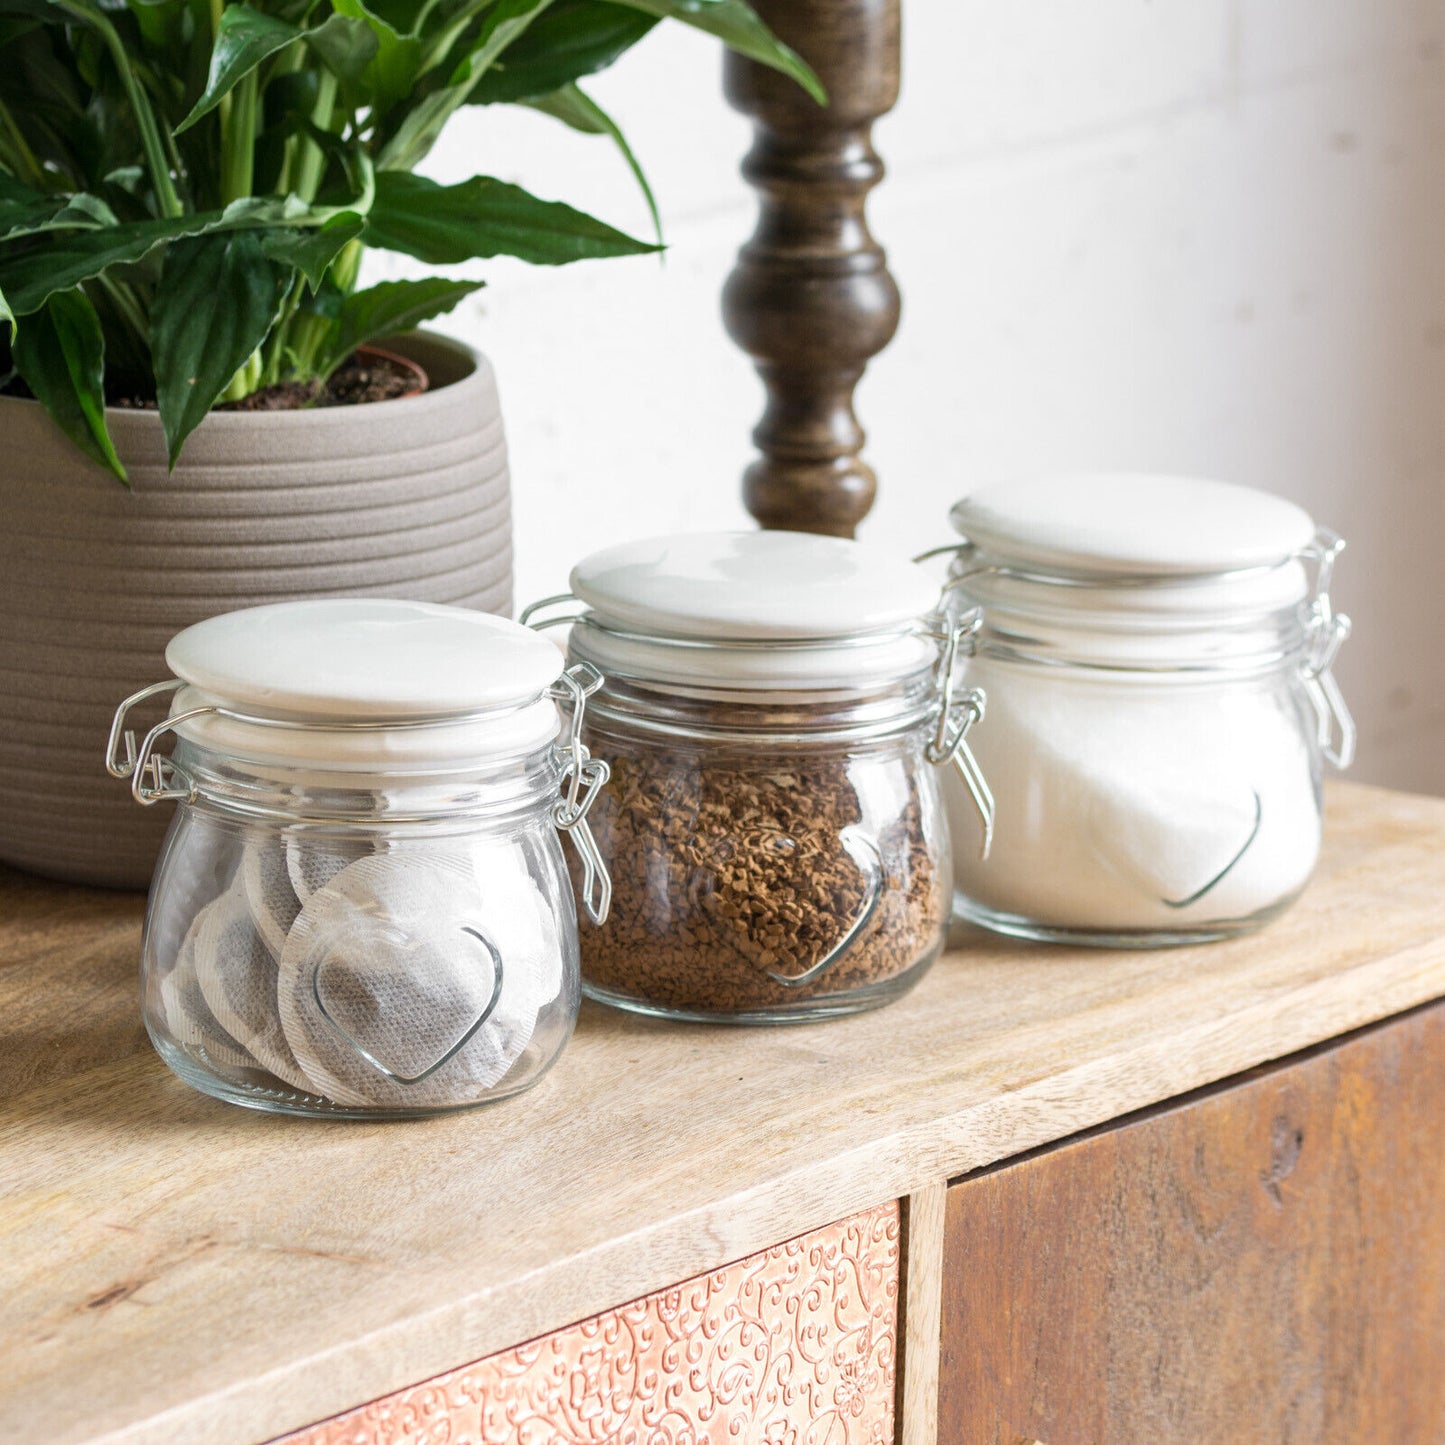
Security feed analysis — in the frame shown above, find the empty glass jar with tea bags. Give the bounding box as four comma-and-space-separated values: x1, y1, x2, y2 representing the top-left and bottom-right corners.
523, 531, 994, 1023
106, 599, 610, 1117
935, 474, 1355, 946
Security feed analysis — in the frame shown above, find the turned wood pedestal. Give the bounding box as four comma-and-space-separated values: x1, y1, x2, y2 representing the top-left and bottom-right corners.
723, 0, 901, 538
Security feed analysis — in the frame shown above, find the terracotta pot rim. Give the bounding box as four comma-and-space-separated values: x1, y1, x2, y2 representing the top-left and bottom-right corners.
355, 342, 430, 400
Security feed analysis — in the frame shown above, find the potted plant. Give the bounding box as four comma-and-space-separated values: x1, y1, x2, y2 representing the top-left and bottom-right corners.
0, 0, 820, 887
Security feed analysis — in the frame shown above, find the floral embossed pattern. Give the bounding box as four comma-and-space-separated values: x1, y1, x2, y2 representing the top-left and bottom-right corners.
276, 1201, 899, 1445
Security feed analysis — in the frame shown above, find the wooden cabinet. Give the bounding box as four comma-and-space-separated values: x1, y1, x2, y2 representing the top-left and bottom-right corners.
6, 784, 1445, 1444
937, 1002, 1445, 1445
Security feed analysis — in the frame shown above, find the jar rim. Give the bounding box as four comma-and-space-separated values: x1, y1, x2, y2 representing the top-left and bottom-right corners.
168, 685, 562, 772
562, 611, 945, 693
574, 663, 945, 745
943, 527, 1348, 677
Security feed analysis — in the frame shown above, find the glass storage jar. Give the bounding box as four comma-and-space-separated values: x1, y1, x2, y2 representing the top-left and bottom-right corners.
934, 474, 1355, 946
523, 531, 994, 1023
106, 599, 611, 1118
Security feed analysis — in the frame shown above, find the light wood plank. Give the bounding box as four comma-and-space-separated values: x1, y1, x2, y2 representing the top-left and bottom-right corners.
1, 783, 1444, 1445
900, 1181, 947, 1445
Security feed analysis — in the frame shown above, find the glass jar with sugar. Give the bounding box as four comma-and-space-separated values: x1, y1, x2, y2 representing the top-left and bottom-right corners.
523, 531, 995, 1022
935, 473, 1355, 946
106, 599, 610, 1117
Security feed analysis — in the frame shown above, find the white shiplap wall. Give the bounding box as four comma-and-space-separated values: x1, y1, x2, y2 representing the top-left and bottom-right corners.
367, 0, 1445, 793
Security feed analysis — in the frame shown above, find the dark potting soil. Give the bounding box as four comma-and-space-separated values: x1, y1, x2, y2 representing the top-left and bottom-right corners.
220, 351, 421, 410
2, 351, 421, 412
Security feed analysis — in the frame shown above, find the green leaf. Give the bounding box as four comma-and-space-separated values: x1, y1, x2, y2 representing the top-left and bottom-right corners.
0, 189, 118, 242
364, 170, 658, 265
178, 8, 379, 135
0, 0, 60, 21
315, 277, 483, 379
0, 203, 344, 315
152, 230, 285, 466
0, 283, 13, 341
470, 0, 657, 103
524, 82, 659, 244
0, 172, 43, 204
259, 211, 363, 289
600, 0, 824, 103
11, 288, 126, 482
330, 0, 423, 115
0, 215, 202, 315
176, 5, 299, 135
304, 12, 381, 86
376, 0, 553, 171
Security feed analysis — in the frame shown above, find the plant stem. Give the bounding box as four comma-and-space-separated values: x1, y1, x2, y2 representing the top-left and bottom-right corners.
330, 236, 363, 295
55, 1, 184, 217
95, 273, 149, 349
209, 0, 233, 195
271, 46, 306, 195
264, 275, 305, 386
0, 101, 45, 191
293, 69, 338, 205
220, 70, 258, 204
221, 348, 264, 402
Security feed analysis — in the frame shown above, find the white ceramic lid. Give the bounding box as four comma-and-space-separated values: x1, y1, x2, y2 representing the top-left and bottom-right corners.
569, 531, 941, 640
166, 599, 564, 722
949, 474, 1318, 577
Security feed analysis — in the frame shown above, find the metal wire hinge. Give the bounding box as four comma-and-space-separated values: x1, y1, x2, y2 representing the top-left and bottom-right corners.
105, 680, 213, 805
1299, 528, 1356, 770
520, 592, 585, 632
925, 609, 995, 859
549, 663, 612, 925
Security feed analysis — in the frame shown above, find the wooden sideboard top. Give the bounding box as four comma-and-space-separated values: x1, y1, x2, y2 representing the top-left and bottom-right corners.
3, 781, 1444, 1445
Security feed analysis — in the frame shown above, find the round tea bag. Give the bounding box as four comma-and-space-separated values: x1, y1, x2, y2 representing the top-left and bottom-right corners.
278, 850, 558, 1109
462, 837, 564, 1013
285, 831, 372, 904
242, 839, 302, 959
158, 920, 254, 1075
193, 881, 313, 1092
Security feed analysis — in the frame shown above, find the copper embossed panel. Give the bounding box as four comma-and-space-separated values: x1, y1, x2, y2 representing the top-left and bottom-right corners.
276, 1201, 899, 1444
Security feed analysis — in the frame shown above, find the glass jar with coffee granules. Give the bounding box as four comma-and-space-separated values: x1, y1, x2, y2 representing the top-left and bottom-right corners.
523, 532, 993, 1023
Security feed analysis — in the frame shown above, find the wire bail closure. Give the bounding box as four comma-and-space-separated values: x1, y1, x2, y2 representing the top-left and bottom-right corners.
105, 680, 216, 806
1298, 528, 1356, 770
519, 592, 585, 632
548, 662, 613, 925
925, 607, 995, 859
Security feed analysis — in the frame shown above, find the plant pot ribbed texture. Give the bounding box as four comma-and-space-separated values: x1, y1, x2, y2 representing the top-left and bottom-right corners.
0, 330, 511, 889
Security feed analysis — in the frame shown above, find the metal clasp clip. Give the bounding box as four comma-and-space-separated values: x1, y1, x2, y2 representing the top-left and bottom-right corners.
105, 680, 215, 806
548, 662, 612, 924
1298, 528, 1355, 770
520, 592, 585, 632
925, 608, 995, 859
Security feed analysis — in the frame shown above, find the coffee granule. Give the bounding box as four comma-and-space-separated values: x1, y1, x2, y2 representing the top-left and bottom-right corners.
576, 732, 947, 1016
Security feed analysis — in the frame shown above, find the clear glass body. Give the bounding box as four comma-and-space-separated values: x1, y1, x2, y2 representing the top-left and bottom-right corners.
573, 673, 953, 1023
142, 740, 580, 1117
946, 654, 1325, 945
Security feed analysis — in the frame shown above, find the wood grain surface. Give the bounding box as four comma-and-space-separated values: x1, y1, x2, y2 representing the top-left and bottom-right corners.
898, 1182, 947, 1445
938, 1000, 1445, 1444
2, 783, 1444, 1445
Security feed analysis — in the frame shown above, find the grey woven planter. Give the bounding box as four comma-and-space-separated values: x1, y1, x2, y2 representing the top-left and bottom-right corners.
0, 330, 511, 889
